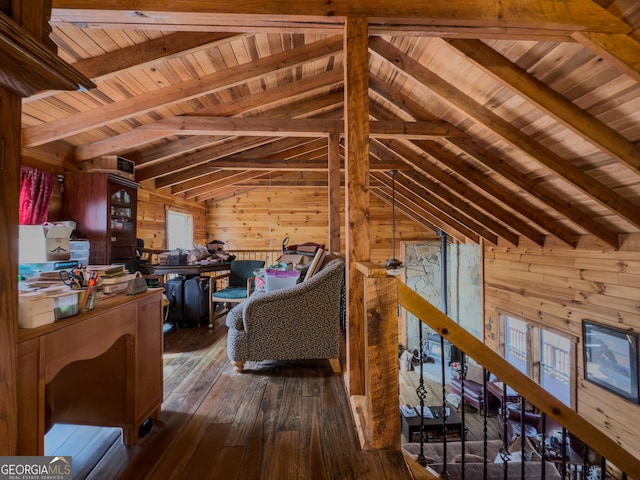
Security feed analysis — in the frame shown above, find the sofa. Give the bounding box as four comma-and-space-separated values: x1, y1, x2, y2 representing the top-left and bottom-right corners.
497, 408, 542, 445
450, 363, 487, 413
226, 255, 344, 373
497, 406, 562, 445
402, 440, 561, 480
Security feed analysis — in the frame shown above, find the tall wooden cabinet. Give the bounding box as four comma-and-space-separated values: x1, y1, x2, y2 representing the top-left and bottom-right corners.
63, 172, 139, 265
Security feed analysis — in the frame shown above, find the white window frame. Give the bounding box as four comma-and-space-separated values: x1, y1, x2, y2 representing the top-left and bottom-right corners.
166, 209, 194, 250
499, 312, 576, 408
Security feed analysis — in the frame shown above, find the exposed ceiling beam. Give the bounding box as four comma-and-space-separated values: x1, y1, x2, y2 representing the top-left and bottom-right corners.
374, 172, 499, 245
26, 32, 239, 103
376, 178, 481, 243
140, 116, 467, 139
369, 36, 640, 231
572, 32, 640, 83
452, 138, 621, 248
50, 1, 631, 33
369, 74, 622, 248
141, 137, 277, 183
76, 69, 346, 161
23, 35, 344, 147
376, 137, 547, 247
371, 188, 457, 242
445, 38, 640, 173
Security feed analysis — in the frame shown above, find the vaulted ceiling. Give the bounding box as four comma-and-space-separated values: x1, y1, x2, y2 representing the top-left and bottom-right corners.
20, 1, 640, 249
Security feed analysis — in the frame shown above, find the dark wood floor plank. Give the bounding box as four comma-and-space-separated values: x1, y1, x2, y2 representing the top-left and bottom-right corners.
44, 320, 413, 480
265, 430, 301, 480
237, 408, 265, 479
147, 374, 234, 479
308, 402, 328, 480
208, 445, 245, 480
179, 423, 229, 480
224, 374, 268, 446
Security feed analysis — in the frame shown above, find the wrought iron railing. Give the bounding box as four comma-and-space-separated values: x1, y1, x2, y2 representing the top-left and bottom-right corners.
397, 281, 637, 480
353, 265, 640, 480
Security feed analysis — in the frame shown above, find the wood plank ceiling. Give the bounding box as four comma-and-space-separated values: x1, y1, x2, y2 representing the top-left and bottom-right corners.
20, 0, 640, 249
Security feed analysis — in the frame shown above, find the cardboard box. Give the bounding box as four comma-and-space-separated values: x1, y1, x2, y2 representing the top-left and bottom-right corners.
19, 225, 47, 264
276, 253, 311, 268
45, 226, 73, 261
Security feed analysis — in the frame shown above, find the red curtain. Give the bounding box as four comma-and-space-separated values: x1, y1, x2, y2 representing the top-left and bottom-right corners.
19, 166, 55, 225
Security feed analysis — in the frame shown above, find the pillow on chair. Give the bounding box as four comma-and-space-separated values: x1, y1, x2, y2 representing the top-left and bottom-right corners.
466, 364, 485, 384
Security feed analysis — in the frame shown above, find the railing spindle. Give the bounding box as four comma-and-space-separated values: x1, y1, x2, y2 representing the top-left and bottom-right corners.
440, 335, 449, 479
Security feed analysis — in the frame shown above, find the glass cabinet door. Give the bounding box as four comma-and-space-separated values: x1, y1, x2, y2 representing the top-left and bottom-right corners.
108, 180, 137, 262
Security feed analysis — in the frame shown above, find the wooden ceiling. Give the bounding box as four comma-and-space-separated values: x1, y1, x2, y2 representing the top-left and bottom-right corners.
20, 0, 640, 249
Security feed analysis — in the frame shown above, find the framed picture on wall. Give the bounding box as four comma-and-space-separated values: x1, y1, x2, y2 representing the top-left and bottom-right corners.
583, 320, 640, 403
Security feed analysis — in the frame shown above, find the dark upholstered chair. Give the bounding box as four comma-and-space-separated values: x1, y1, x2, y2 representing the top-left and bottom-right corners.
226, 255, 344, 373
211, 259, 265, 307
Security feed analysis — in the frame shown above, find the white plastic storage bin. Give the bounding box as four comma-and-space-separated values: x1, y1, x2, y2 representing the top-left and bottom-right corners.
264, 269, 300, 292
18, 292, 55, 328
48, 290, 80, 320
69, 239, 90, 266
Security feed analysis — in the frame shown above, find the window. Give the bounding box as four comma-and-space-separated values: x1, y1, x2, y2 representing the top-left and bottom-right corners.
505, 316, 528, 375
540, 330, 571, 406
501, 314, 574, 407
166, 210, 193, 250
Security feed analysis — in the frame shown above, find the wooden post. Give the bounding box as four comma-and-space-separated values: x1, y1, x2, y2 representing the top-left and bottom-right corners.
344, 16, 370, 397
362, 262, 401, 450
0, 86, 21, 455
327, 132, 341, 254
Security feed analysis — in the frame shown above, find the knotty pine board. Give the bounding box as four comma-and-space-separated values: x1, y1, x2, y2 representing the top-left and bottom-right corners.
484, 236, 640, 463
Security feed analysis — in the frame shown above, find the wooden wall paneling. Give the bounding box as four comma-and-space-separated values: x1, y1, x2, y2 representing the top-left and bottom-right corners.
137, 187, 207, 249
344, 16, 370, 398
0, 86, 21, 456
206, 188, 432, 263
484, 235, 640, 462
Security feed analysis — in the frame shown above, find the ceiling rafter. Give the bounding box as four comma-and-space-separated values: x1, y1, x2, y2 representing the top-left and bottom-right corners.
51, 1, 631, 33
444, 37, 640, 172
17, 3, 640, 248
374, 175, 481, 243
368, 74, 622, 248
368, 36, 640, 232
371, 186, 465, 243
78, 72, 345, 162
23, 35, 344, 147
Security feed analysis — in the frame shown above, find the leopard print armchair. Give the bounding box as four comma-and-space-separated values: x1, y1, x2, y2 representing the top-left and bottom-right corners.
226, 256, 344, 373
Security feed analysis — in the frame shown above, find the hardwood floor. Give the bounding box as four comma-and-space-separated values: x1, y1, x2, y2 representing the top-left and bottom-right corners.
46, 315, 412, 480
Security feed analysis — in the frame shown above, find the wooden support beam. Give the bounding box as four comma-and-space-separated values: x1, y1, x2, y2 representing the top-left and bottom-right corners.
573, 32, 640, 84
344, 16, 369, 398
0, 85, 21, 456
451, 137, 621, 249
0, 11, 94, 96
361, 263, 400, 450
374, 179, 482, 244
23, 35, 344, 147
370, 37, 640, 232
82, 71, 344, 162
328, 133, 341, 254
369, 74, 621, 249
51, 1, 631, 33
139, 116, 465, 139
446, 38, 640, 173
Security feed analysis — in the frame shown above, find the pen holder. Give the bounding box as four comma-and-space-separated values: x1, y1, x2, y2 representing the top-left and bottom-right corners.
80, 286, 97, 312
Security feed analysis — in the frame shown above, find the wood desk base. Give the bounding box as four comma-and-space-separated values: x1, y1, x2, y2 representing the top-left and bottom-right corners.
17, 289, 164, 455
